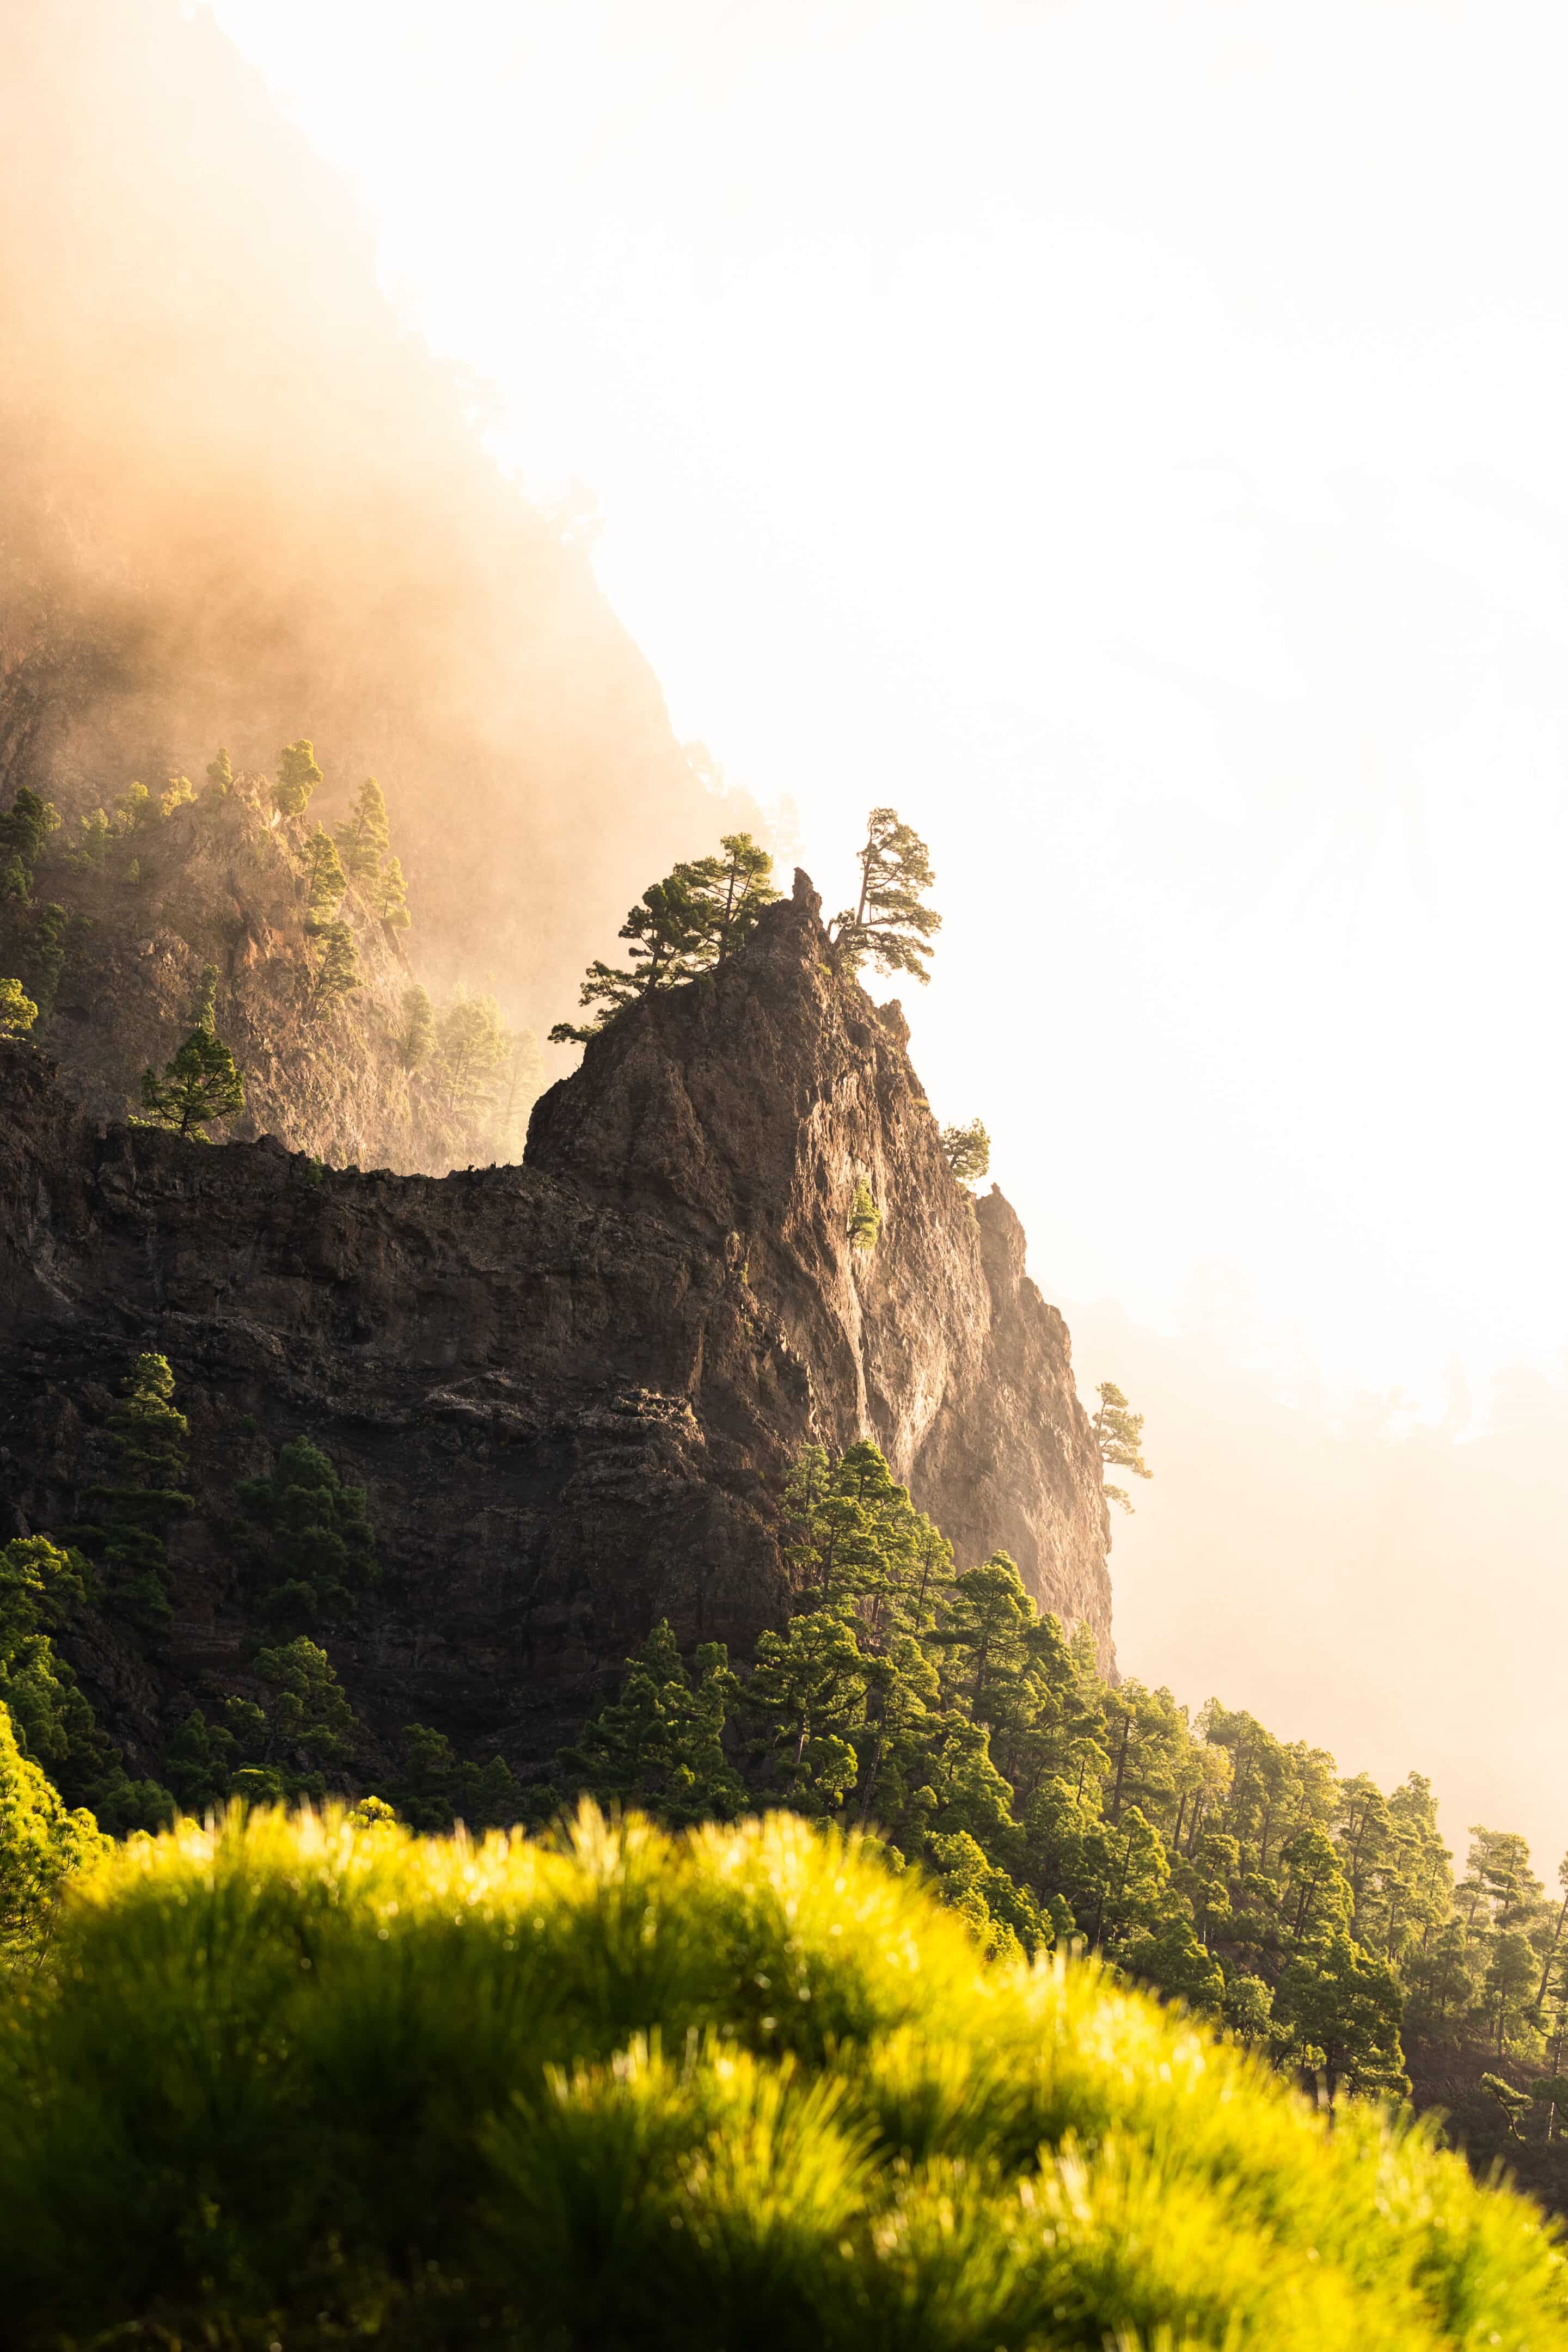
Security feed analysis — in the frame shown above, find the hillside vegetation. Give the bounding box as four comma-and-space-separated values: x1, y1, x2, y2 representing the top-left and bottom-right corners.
2, 1800, 1564, 2351
0, 757, 542, 1169
7, 1357, 1568, 2206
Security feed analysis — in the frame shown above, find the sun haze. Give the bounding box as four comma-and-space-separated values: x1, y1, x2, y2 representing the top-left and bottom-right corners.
194, 0, 1568, 1862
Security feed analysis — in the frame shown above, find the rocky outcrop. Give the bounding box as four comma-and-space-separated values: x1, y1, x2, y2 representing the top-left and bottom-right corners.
0, 875, 1112, 1779
526, 874, 1112, 1647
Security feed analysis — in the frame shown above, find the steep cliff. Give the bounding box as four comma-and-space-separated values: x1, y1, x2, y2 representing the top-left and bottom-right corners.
0, 875, 1112, 1786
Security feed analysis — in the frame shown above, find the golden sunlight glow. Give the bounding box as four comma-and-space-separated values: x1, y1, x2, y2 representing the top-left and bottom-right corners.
209, 0, 1568, 1859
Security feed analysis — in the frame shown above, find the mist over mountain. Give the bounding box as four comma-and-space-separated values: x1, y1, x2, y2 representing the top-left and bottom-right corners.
0, 0, 732, 1041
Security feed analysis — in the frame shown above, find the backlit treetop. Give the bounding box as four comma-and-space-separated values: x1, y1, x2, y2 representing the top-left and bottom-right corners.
549, 830, 779, 1043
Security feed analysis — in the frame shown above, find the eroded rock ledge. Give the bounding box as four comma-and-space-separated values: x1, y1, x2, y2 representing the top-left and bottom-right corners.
0, 875, 1111, 1773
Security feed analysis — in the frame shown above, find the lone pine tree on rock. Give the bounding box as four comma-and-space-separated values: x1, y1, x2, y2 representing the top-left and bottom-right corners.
1093, 1379, 1152, 1514
273, 738, 322, 822
549, 831, 777, 1043
940, 1117, 990, 1181
139, 966, 244, 1140
830, 806, 942, 983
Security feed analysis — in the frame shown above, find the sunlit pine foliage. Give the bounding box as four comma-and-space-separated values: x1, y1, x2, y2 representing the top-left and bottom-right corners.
0, 1800, 1564, 2349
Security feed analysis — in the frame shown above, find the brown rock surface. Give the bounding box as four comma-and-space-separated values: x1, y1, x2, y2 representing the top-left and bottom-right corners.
0, 875, 1112, 1780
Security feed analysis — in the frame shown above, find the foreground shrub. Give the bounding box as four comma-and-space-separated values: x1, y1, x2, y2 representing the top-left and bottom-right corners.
0, 1804, 1563, 2349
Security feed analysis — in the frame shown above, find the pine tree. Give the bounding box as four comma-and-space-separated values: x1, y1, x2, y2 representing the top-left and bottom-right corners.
0, 1536, 171, 1833
848, 1178, 881, 1250
27, 903, 66, 1016
69, 810, 112, 867
376, 854, 410, 932
1273, 1928, 1407, 2108
114, 781, 151, 835
303, 823, 347, 921
494, 1031, 544, 1161
139, 965, 244, 1138
1092, 1380, 1152, 1514
682, 831, 779, 961
235, 1437, 379, 1631
0, 787, 59, 899
430, 995, 512, 1148
75, 1355, 193, 1631
558, 1622, 744, 1825
250, 1637, 362, 1794
340, 776, 390, 882
204, 747, 233, 798
549, 871, 710, 1044
940, 1118, 990, 1181
161, 1706, 241, 1815
830, 807, 942, 983
928, 1553, 1038, 1731
743, 1612, 866, 1810
399, 983, 433, 1071
1481, 2072, 1535, 2141
273, 738, 323, 822
307, 921, 358, 1018
0, 1696, 106, 1956
0, 977, 36, 1037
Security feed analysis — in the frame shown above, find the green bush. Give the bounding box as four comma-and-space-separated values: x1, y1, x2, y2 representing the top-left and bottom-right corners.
0, 1802, 1563, 2349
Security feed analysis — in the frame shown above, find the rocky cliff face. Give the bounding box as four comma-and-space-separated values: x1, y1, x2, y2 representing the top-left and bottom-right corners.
0, 875, 1112, 1783
527, 875, 1112, 1646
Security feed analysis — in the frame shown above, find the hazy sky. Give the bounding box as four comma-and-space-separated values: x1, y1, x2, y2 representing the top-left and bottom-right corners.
206, 1, 1568, 1854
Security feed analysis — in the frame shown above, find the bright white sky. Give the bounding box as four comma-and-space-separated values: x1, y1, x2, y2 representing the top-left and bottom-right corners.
203, 0, 1568, 1856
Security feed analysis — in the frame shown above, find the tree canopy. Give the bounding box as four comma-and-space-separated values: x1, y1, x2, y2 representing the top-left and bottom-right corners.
1093, 1379, 1153, 1513
549, 832, 778, 1043
138, 966, 244, 1140
273, 737, 323, 820
0, 976, 37, 1037
941, 1117, 990, 1181
829, 807, 942, 983
339, 775, 390, 881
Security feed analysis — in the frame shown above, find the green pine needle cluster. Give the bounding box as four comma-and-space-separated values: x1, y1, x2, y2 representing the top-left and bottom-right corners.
550, 830, 780, 1044
0, 1800, 1563, 2350
139, 963, 245, 1141
0, 973, 38, 1036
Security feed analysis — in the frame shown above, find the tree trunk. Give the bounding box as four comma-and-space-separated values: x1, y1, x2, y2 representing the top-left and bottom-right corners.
1109, 1713, 1131, 1823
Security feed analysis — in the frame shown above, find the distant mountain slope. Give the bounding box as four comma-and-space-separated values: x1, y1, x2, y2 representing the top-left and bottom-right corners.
0, 0, 734, 1047
0, 766, 518, 1173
